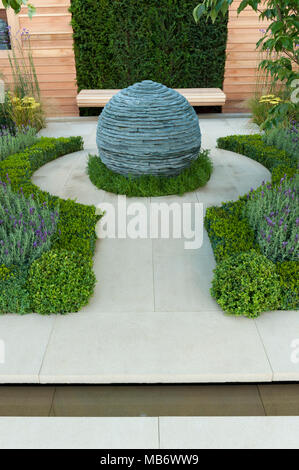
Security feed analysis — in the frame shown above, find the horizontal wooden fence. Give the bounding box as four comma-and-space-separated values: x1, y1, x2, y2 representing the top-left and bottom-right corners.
223, 0, 267, 112
0, 0, 78, 116
0, 0, 264, 116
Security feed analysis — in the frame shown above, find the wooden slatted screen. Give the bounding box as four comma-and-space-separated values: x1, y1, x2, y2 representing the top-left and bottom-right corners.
0, 0, 78, 117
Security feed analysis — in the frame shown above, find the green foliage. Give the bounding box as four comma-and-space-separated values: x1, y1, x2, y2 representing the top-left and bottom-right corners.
0, 135, 100, 314
261, 98, 299, 131
271, 165, 297, 185
276, 261, 299, 310
217, 134, 296, 173
0, 153, 31, 190
0, 266, 31, 314
194, 0, 299, 130
193, 0, 299, 85
25, 136, 84, 174
53, 199, 100, 257
8, 29, 40, 100
2, 0, 35, 17
88, 150, 213, 197
206, 132, 298, 316
247, 80, 294, 129
204, 200, 257, 263
244, 176, 298, 263
263, 123, 299, 161
70, 0, 228, 114
0, 263, 12, 281
7, 28, 45, 130
0, 93, 15, 136
247, 95, 273, 128
27, 249, 96, 314
21, 183, 100, 258
211, 250, 281, 318
0, 127, 37, 161
0, 136, 100, 259
0, 182, 59, 267
0, 136, 83, 187
217, 133, 298, 188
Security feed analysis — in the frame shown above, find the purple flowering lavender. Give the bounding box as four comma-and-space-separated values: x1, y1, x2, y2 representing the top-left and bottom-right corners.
263, 121, 299, 162
265, 216, 275, 227
0, 182, 59, 267
0, 127, 37, 162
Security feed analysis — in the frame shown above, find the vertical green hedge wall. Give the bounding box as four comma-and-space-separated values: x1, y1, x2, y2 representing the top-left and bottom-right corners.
70, 0, 228, 91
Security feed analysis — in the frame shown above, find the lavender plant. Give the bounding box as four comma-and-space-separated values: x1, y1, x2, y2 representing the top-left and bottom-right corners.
263, 121, 299, 162
0, 125, 11, 138
0, 179, 59, 267
245, 175, 298, 263
0, 126, 37, 161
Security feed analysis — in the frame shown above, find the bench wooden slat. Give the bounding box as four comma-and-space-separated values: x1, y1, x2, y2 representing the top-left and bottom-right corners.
77, 88, 226, 107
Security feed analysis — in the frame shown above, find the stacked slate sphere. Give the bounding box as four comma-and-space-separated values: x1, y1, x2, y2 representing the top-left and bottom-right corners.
96, 80, 201, 177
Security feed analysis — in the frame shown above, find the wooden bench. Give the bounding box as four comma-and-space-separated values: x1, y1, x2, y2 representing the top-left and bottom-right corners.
77, 88, 226, 107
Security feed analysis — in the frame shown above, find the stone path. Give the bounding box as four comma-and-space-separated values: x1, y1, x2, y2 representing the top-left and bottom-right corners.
0, 117, 298, 383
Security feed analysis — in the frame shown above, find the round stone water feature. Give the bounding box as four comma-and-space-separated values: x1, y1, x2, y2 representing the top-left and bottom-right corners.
96, 80, 201, 177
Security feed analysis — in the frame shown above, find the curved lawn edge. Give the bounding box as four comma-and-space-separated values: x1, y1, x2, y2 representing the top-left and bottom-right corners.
0, 137, 101, 315
205, 134, 298, 317
87, 150, 213, 197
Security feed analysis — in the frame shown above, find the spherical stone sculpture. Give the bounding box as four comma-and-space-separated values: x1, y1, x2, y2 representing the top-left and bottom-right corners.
96, 80, 201, 177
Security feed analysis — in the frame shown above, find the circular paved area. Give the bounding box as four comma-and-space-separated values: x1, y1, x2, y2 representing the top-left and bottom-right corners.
1, 118, 297, 385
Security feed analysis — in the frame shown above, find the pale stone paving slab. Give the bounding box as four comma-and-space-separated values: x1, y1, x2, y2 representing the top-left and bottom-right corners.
90, 239, 155, 313
159, 417, 299, 449
1, 416, 299, 449
0, 315, 55, 383
153, 254, 218, 312
0, 417, 159, 449
255, 311, 299, 381
39, 311, 272, 383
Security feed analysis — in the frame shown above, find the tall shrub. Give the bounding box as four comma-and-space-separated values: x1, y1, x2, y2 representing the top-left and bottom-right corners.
70, 0, 228, 97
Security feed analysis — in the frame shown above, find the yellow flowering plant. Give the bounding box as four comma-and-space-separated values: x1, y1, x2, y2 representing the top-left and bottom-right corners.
258, 94, 298, 129
7, 92, 43, 130
259, 95, 285, 106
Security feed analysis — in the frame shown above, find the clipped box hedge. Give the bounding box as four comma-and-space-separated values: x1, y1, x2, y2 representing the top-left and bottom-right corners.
217, 134, 297, 183
206, 134, 298, 317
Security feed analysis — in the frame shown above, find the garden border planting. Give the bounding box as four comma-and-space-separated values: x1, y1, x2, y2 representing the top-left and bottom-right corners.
205, 134, 298, 318
217, 134, 298, 184
0, 137, 101, 315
